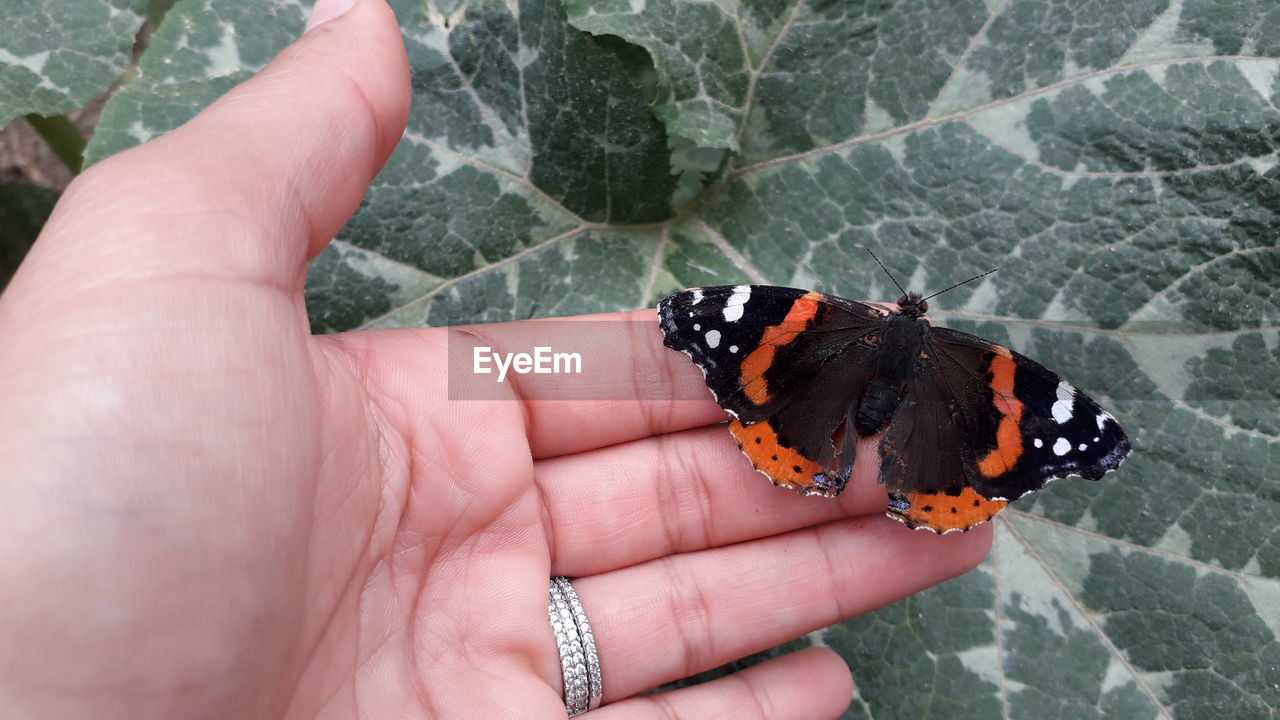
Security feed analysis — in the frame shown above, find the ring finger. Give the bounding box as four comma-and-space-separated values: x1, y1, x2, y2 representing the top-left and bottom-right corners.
566, 513, 990, 703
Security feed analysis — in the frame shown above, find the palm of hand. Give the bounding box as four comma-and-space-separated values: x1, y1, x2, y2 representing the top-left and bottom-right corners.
0, 2, 990, 718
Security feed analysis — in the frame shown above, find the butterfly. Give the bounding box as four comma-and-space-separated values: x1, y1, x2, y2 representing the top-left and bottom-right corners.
657, 255, 1131, 533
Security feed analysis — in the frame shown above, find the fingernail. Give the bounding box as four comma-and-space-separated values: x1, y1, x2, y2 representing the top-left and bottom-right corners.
305, 0, 358, 33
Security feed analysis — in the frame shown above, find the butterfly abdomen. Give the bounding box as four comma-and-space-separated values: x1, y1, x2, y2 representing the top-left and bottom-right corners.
855, 314, 927, 436
855, 381, 900, 436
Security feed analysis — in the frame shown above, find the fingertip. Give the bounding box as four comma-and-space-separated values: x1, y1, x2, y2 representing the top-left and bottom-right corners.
782, 646, 855, 718
958, 519, 995, 570
738, 647, 854, 720
891, 512, 994, 578
291, 0, 412, 165
38, 0, 413, 289
305, 0, 358, 33
815, 512, 992, 615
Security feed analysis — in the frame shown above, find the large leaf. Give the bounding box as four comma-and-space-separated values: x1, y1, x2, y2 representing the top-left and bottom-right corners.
86, 0, 1280, 717
0, 0, 147, 127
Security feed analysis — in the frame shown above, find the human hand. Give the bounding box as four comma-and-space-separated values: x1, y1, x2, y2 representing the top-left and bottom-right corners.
0, 1, 991, 718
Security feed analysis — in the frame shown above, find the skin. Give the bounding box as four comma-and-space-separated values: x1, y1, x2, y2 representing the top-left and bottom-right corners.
0, 1, 992, 718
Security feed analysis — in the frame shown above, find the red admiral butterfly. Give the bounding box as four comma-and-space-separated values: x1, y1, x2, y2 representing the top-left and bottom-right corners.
657, 256, 1131, 533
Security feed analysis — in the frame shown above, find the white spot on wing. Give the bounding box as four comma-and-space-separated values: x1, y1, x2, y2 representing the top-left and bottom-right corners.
693, 324, 700, 331
1052, 437, 1071, 456
729, 345, 738, 353
705, 329, 721, 348
691, 288, 704, 305
1096, 413, 1109, 431
1033, 438, 1043, 448
722, 285, 751, 323
1051, 382, 1075, 424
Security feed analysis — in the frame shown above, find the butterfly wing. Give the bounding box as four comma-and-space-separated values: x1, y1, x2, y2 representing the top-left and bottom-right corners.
880, 326, 1131, 532
658, 285, 883, 496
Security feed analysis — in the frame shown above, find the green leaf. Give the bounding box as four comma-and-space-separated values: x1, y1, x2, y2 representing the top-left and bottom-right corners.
87, 0, 1280, 716
0, 0, 147, 128
86, 0, 311, 166
0, 182, 59, 289
562, 0, 753, 153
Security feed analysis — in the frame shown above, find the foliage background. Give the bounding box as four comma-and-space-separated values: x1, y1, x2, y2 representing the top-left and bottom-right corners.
4, 0, 1279, 717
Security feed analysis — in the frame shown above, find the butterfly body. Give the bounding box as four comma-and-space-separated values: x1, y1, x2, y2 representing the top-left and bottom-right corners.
851, 292, 929, 437
658, 285, 1131, 533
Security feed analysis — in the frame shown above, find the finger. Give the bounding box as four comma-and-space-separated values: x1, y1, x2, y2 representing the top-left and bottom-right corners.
538, 425, 889, 576
592, 647, 852, 720
398, 310, 727, 459
573, 515, 991, 700
18, 0, 410, 299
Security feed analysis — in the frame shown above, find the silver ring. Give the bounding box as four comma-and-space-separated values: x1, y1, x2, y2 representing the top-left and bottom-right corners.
549, 576, 603, 715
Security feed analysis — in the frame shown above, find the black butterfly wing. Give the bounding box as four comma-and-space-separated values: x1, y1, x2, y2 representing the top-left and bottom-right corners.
880, 326, 1131, 532
658, 285, 883, 496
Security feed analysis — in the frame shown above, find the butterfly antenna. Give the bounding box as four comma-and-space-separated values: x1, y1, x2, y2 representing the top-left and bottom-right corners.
922, 267, 999, 302
864, 248, 907, 297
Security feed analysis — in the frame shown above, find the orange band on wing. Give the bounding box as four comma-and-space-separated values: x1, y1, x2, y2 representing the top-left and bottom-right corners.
888, 487, 1009, 533
729, 419, 825, 492
739, 293, 823, 405
977, 349, 1025, 478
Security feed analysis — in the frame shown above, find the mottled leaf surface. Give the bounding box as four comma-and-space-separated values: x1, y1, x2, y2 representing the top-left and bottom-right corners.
86, 0, 1280, 716
0, 0, 147, 127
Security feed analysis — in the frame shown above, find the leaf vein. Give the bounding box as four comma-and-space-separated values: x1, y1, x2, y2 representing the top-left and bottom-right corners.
328, 239, 445, 283
732, 56, 1280, 177
1011, 511, 1280, 586
692, 216, 767, 283
354, 225, 588, 330
1119, 245, 1279, 331
925, 0, 1013, 118
730, 0, 805, 154
402, 131, 593, 226
1003, 518, 1174, 720
639, 221, 673, 306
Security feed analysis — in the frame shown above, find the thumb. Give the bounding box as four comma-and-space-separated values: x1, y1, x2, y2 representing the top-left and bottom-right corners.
8, 0, 410, 305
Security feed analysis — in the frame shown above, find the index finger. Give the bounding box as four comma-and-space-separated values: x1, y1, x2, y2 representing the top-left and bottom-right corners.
441, 308, 725, 458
